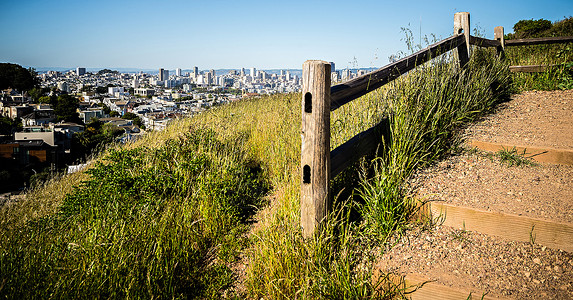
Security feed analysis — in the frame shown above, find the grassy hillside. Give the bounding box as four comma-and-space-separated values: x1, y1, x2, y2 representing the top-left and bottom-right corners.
1, 47, 512, 298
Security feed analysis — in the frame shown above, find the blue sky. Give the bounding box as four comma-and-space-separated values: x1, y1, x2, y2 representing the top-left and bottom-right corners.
1, 0, 572, 70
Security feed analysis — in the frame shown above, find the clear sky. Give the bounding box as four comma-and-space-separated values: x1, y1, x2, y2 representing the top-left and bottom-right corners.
1, 0, 572, 70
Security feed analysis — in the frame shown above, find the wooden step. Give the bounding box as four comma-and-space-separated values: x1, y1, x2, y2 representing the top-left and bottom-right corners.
404, 274, 513, 300
424, 202, 573, 252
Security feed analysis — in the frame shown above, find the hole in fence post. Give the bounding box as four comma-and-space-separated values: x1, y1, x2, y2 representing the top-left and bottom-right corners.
304, 92, 312, 113
457, 28, 463, 35
303, 165, 311, 184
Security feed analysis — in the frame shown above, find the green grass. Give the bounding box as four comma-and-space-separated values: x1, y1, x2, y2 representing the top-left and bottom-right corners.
503, 16, 573, 92
357, 47, 512, 236
463, 146, 537, 167
1, 46, 513, 298
1, 128, 269, 298
504, 39, 573, 91
495, 147, 537, 167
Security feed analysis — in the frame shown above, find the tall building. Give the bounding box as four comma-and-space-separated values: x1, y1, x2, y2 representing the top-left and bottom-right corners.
193, 66, 199, 76
250, 67, 256, 78
76, 67, 86, 76
240, 68, 245, 77
329, 62, 335, 73
209, 69, 215, 78
162, 69, 169, 81
205, 72, 212, 85
159, 68, 165, 81
260, 71, 267, 81
176, 68, 182, 76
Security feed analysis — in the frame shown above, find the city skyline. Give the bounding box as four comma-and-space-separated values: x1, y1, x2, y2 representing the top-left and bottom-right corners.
2, 0, 572, 70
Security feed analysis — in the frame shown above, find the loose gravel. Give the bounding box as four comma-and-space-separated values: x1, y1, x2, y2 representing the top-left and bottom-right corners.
409, 152, 573, 224
378, 225, 573, 299
464, 90, 573, 150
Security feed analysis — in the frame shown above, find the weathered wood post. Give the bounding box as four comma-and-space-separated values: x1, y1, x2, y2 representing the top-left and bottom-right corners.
301, 60, 331, 237
495, 26, 505, 59
454, 12, 470, 67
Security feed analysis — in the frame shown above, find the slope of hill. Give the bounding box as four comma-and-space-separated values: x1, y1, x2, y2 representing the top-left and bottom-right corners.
1, 47, 513, 298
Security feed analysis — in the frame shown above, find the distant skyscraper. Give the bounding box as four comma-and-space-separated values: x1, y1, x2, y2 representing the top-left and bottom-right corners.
250, 67, 256, 78
329, 62, 335, 73
162, 69, 169, 81
159, 68, 165, 81
193, 66, 199, 75
260, 71, 267, 81
240, 68, 245, 76
209, 69, 215, 77
76, 67, 86, 76
176, 68, 182, 76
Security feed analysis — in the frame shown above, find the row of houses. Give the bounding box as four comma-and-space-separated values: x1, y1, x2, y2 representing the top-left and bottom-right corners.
0, 123, 83, 168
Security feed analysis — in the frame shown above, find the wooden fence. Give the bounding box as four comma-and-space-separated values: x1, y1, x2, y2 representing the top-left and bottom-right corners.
300, 12, 573, 237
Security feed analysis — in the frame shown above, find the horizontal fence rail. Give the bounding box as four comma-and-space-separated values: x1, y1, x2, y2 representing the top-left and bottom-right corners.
468, 35, 573, 48
330, 118, 390, 178
330, 34, 466, 111
300, 11, 573, 237
505, 36, 573, 46
469, 35, 501, 48
509, 64, 561, 73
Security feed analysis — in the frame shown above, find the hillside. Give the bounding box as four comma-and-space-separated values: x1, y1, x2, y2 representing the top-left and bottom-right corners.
0, 45, 520, 298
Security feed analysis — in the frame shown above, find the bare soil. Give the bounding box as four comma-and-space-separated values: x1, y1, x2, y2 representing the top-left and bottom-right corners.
378, 225, 573, 299
463, 90, 573, 150
409, 153, 573, 224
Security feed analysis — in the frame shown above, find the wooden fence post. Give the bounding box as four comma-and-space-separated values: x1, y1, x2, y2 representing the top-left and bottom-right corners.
495, 26, 505, 59
301, 60, 331, 237
454, 12, 470, 67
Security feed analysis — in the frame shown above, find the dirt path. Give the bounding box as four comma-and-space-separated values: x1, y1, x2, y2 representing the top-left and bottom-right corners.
464, 90, 573, 150
379, 90, 573, 299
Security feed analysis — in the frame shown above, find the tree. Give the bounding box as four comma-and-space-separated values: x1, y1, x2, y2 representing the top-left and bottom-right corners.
95, 86, 107, 94
97, 69, 118, 75
0, 63, 39, 91
71, 119, 123, 161
513, 19, 552, 38
121, 112, 143, 127
506, 17, 573, 40
53, 94, 81, 124
28, 87, 47, 101
38, 95, 54, 104
109, 111, 119, 117
98, 103, 111, 115
0, 116, 21, 135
